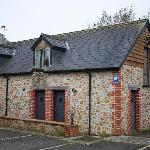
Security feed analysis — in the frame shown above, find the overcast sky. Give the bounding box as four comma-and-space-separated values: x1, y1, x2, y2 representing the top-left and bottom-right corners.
0, 0, 149, 42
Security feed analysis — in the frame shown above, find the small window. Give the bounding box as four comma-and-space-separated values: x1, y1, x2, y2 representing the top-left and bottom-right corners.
35, 47, 51, 69
143, 47, 150, 85
59, 98, 63, 102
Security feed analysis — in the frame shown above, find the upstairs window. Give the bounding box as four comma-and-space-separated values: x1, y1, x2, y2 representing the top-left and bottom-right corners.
143, 47, 150, 85
35, 47, 51, 69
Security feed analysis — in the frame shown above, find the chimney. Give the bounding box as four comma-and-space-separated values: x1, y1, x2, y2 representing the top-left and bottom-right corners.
0, 33, 8, 44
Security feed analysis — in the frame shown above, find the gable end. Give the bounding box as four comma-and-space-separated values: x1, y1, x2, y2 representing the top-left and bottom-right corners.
121, 20, 150, 68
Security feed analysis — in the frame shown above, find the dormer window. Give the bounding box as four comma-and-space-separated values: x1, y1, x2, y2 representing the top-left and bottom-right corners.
35, 47, 51, 69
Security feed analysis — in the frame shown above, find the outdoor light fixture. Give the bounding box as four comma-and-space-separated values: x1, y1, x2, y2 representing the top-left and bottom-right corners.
70, 113, 74, 125
72, 88, 77, 94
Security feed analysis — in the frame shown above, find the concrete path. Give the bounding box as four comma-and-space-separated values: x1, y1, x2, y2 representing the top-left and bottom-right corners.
104, 135, 150, 150
104, 135, 150, 145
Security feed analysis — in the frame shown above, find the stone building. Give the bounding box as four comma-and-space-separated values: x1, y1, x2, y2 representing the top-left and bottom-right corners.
0, 19, 150, 136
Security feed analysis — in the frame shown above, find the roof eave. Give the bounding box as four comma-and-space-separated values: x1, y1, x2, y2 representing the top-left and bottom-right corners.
0, 54, 12, 58
0, 67, 120, 76
42, 67, 120, 73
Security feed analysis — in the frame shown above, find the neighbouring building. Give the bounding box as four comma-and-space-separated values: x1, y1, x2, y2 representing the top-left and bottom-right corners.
0, 19, 150, 136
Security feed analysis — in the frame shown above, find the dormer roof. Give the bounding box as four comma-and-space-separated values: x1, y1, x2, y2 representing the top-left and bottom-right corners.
31, 33, 68, 51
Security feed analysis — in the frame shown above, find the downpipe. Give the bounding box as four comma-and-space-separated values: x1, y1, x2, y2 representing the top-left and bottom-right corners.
86, 71, 92, 136
3, 75, 9, 116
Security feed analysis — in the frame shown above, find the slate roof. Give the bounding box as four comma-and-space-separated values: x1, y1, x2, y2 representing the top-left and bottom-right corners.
0, 19, 149, 75
41, 33, 68, 50
0, 44, 15, 57
0, 39, 37, 74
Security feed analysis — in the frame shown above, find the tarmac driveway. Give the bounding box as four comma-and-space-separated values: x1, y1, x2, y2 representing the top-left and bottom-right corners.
0, 128, 147, 150
0, 129, 65, 150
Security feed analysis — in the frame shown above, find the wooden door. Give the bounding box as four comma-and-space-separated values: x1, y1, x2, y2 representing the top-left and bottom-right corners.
36, 90, 45, 120
54, 90, 65, 122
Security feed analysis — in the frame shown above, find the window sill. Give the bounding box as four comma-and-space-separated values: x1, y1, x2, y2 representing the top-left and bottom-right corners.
34, 66, 52, 72
0, 116, 69, 126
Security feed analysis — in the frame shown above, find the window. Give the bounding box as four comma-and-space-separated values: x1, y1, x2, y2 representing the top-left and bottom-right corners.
35, 47, 51, 69
143, 47, 150, 85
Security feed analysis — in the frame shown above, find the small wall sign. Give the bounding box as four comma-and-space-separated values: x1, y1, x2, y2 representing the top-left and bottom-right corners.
113, 74, 119, 84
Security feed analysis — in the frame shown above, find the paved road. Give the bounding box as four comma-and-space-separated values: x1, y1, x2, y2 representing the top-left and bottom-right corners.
0, 128, 146, 150
0, 129, 65, 150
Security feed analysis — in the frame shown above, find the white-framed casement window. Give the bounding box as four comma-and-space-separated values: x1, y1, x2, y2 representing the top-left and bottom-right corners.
35, 47, 51, 69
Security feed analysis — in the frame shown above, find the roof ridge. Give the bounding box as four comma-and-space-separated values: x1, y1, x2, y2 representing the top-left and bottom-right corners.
96, 19, 148, 29
8, 38, 38, 44
41, 33, 65, 41
6, 19, 147, 44
45, 19, 148, 40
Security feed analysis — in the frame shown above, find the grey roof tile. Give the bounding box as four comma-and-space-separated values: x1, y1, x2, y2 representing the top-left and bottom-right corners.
0, 19, 148, 74
0, 43, 15, 57
0, 39, 37, 74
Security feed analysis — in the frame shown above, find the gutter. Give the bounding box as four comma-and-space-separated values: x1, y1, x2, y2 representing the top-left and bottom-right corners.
86, 71, 92, 136
0, 67, 119, 76
3, 75, 9, 116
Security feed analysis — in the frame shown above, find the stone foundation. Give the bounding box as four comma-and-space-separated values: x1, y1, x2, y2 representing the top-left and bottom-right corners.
0, 116, 67, 136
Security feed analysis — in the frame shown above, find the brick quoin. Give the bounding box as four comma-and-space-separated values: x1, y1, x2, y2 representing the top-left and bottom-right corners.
136, 91, 142, 132
28, 90, 36, 119
112, 71, 122, 135
45, 89, 54, 121
64, 90, 69, 123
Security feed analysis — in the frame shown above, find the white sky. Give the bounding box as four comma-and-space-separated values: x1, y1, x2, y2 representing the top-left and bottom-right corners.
0, 0, 149, 42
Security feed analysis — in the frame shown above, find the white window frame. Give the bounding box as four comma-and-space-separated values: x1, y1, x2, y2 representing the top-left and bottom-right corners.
35, 47, 51, 69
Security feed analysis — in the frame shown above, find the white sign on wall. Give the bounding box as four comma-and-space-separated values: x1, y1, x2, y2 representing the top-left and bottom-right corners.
113, 74, 119, 84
